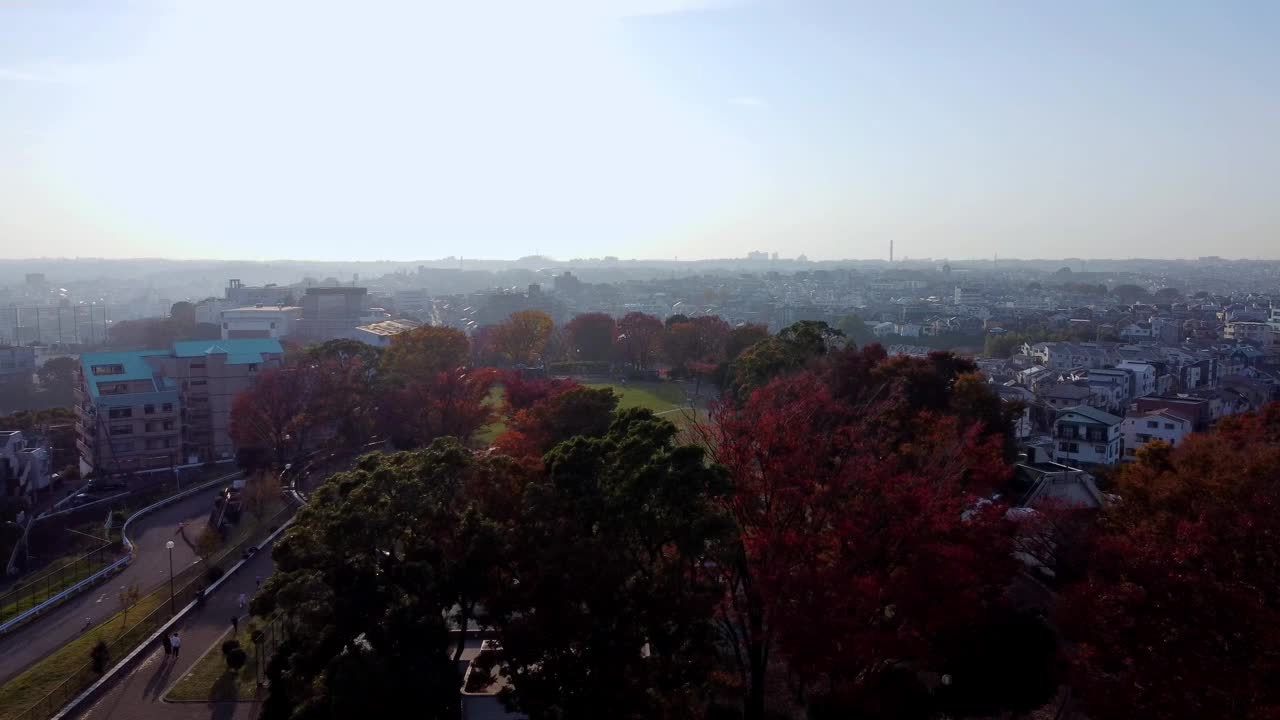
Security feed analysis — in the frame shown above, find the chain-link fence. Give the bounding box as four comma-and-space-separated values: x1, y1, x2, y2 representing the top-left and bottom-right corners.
0, 544, 116, 626
11, 503, 294, 720
251, 613, 290, 688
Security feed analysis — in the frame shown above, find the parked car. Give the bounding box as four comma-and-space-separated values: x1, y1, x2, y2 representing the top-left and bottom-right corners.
66, 493, 99, 507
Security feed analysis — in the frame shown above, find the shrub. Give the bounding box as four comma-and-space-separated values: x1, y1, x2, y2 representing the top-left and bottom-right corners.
226, 647, 248, 670
221, 639, 241, 656
547, 360, 611, 376
90, 640, 110, 674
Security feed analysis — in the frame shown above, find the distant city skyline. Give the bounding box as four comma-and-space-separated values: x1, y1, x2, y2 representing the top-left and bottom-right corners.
2, 1, 1278, 262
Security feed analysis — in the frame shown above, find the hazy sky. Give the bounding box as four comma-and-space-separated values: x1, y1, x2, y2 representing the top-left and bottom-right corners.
2, 0, 1277, 262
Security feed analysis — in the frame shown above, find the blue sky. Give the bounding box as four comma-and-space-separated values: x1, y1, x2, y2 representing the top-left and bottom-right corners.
2, 0, 1277, 261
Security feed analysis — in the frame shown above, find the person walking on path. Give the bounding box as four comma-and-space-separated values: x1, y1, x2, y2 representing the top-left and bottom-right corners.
230, 615, 239, 634
169, 632, 181, 658
255, 574, 262, 589
238, 592, 247, 611
161, 634, 172, 659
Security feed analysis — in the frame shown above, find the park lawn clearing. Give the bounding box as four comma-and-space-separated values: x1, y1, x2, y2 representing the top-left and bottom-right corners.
587, 381, 706, 432
166, 627, 264, 703
476, 385, 508, 446
586, 381, 688, 414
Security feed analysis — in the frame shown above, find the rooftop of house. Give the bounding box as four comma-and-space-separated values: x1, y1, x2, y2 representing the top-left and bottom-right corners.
171, 339, 283, 359
355, 319, 422, 337
1124, 408, 1188, 425
1057, 405, 1123, 426
223, 305, 302, 314
82, 339, 283, 398
1041, 382, 1093, 399
79, 349, 170, 398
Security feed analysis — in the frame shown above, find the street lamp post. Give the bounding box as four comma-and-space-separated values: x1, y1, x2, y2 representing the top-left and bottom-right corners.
165, 540, 176, 615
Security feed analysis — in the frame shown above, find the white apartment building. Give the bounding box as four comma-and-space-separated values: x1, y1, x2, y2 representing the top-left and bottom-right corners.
1122, 410, 1193, 462
1115, 361, 1157, 398
1054, 406, 1123, 467
220, 306, 302, 340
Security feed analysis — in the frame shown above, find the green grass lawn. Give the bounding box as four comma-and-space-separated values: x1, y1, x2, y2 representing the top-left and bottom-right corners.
0, 587, 169, 720
476, 385, 508, 446
0, 556, 114, 624
586, 381, 690, 414
476, 381, 704, 448
166, 627, 264, 703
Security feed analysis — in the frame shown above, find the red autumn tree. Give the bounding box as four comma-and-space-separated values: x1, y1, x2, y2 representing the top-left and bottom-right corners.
498, 371, 580, 416
230, 366, 322, 466
617, 312, 664, 369
689, 315, 730, 361
1057, 406, 1280, 720
495, 386, 619, 459
564, 313, 617, 362
382, 368, 497, 450
696, 372, 1016, 719
724, 323, 769, 362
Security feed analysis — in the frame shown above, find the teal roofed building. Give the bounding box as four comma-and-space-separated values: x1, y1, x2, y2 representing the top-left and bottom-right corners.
75, 339, 284, 477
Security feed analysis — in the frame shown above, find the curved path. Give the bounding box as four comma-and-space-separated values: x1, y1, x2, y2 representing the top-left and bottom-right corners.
70, 545, 275, 720
0, 484, 230, 686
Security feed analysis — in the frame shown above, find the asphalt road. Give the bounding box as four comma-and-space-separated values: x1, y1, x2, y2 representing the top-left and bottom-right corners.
72, 538, 278, 720
0, 484, 229, 686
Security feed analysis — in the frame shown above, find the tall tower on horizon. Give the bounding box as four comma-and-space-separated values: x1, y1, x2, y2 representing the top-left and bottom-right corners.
889, 239, 894, 263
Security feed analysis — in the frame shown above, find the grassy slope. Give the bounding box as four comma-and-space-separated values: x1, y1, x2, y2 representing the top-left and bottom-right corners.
0, 500, 283, 720
165, 627, 263, 703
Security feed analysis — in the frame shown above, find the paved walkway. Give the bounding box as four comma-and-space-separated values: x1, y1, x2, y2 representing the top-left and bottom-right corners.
71, 542, 277, 720
0, 484, 230, 685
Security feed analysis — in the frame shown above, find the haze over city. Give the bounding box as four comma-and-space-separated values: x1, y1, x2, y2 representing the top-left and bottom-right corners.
4, 0, 1278, 262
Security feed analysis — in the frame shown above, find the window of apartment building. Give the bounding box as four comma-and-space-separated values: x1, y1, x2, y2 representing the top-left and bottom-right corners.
248, 364, 258, 372
146, 438, 169, 450
163, 420, 174, 430
1126, 448, 1137, 456
108, 407, 132, 419
100, 384, 129, 395
145, 421, 160, 432
144, 404, 155, 415
1138, 434, 1151, 443
1059, 441, 1079, 453
1094, 445, 1106, 454
1164, 423, 1175, 430
191, 380, 207, 386
110, 424, 133, 435
91, 364, 125, 376
114, 440, 134, 451
162, 403, 173, 412
1147, 420, 1158, 428
191, 362, 206, 369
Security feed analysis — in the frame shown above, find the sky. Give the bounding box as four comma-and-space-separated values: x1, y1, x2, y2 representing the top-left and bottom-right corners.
1, 0, 1278, 262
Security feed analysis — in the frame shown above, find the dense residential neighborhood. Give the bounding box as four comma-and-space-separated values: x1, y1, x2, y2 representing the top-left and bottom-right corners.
2, 256, 1280, 720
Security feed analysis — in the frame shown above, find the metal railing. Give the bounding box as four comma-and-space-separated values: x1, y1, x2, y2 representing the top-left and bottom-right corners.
0, 545, 115, 627
12, 502, 294, 720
